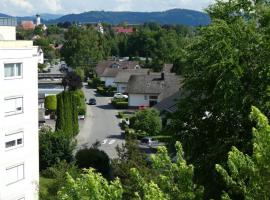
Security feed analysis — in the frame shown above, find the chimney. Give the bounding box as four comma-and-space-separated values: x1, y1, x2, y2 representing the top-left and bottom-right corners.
161, 71, 165, 80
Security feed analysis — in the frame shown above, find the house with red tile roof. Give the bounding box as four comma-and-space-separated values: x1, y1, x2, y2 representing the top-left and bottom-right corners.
114, 26, 134, 34
20, 21, 36, 30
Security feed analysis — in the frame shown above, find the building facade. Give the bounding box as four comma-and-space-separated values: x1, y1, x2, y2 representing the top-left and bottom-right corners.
0, 18, 39, 200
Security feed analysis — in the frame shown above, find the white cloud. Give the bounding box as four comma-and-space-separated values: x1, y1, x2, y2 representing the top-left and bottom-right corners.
44, 0, 62, 12
9, 0, 33, 10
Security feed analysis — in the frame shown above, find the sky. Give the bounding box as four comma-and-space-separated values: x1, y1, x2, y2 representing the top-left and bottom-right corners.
0, 0, 215, 16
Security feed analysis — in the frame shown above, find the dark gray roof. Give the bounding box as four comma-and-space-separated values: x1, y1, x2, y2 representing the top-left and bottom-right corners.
127, 73, 182, 100
154, 92, 180, 113
95, 60, 140, 77
114, 69, 150, 83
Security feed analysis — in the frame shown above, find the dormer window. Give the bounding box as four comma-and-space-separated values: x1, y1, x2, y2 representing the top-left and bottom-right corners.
135, 65, 140, 69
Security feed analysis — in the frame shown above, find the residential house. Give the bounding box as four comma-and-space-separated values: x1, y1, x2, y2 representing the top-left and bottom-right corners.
0, 18, 40, 200
95, 60, 140, 87
153, 91, 180, 114
126, 72, 182, 107
20, 21, 35, 30
114, 26, 134, 34
114, 69, 150, 93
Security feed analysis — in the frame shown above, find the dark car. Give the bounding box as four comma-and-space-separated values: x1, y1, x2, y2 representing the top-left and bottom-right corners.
88, 98, 97, 105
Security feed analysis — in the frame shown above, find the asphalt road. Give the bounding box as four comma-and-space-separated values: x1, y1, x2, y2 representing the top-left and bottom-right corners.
76, 85, 124, 158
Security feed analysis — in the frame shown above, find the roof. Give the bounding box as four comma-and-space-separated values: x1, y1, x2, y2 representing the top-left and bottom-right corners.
20, 21, 35, 30
114, 69, 150, 83
127, 73, 182, 100
153, 92, 180, 113
115, 27, 134, 34
96, 60, 140, 77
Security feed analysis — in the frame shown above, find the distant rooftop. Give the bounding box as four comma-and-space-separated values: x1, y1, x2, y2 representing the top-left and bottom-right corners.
0, 18, 17, 26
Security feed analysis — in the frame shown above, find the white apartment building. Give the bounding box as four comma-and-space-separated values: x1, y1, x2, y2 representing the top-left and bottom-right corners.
0, 18, 40, 200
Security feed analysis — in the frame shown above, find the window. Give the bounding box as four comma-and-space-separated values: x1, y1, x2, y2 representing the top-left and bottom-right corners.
144, 95, 148, 100
4, 97, 23, 116
5, 130, 24, 150
6, 163, 24, 185
4, 63, 22, 78
149, 96, 158, 100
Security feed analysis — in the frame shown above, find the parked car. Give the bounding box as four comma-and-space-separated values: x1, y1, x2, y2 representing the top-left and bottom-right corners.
114, 93, 128, 99
140, 137, 159, 146
88, 98, 97, 105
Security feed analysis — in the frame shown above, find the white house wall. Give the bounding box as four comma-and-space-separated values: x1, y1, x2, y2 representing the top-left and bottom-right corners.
101, 77, 116, 87
0, 48, 39, 200
128, 94, 150, 107
116, 83, 127, 93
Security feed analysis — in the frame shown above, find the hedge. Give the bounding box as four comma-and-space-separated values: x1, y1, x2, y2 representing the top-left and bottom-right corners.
112, 100, 128, 109
96, 86, 116, 96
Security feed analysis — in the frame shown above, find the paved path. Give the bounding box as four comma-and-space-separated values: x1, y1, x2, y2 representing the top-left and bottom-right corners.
76, 86, 124, 158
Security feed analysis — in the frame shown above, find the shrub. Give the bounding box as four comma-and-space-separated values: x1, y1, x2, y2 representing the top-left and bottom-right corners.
112, 101, 128, 109
73, 89, 86, 116
75, 148, 111, 179
117, 112, 124, 119
96, 86, 115, 96
130, 108, 162, 135
45, 95, 57, 112
39, 127, 75, 171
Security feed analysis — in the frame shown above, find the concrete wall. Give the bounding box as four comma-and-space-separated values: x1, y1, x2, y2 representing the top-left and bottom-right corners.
116, 83, 127, 93
0, 26, 16, 41
0, 46, 39, 200
101, 77, 116, 87
128, 94, 150, 107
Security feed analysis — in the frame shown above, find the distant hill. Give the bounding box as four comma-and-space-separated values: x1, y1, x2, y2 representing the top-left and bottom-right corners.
48, 9, 211, 26
0, 13, 10, 18
16, 13, 63, 23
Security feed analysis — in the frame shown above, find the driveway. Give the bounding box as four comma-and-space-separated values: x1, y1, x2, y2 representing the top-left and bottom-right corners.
76, 86, 124, 158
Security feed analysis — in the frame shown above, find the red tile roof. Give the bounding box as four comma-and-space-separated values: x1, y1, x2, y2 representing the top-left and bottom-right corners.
21, 21, 35, 30
114, 27, 134, 34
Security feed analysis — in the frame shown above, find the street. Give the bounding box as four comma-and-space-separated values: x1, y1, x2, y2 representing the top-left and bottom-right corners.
76, 85, 124, 158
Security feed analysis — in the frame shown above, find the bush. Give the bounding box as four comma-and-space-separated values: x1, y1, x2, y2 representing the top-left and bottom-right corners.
96, 85, 116, 96
75, 148, 111, 179
45, 95, 57, 112
117, 112, 124, 119
73, 89, 86, 116
39, 127, 75, 171
112, 101, 129, 109
129, 108, 162, 135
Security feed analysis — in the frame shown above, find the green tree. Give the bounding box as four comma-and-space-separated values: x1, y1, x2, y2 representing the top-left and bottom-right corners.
216, 107, 270, 199
39, 127, 75, 171
130, 108, 162, 135
75, 148, 111, 179
55, 91, 79, 136
62, 71, 83, 91
61, 26, 104, 70
150, 142, 204, 200
112, 138, 154, 199
170, 0, 270, 197
57, 169, 123, 200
